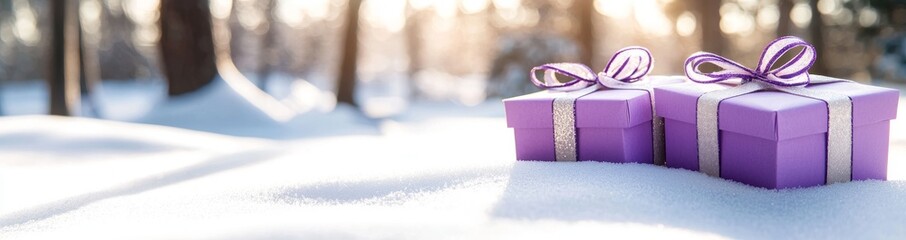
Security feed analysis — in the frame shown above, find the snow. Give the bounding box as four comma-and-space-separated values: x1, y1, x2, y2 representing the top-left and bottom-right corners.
0, 80, 905, 239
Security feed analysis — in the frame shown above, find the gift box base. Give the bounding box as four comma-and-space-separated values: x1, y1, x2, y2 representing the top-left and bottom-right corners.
513, 121, 653, 163
664, 119, 891, 189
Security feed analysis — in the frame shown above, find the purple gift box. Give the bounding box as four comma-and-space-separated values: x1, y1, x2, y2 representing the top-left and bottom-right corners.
654, 80, 899, 188
503, 47, 685, 163
505, 88, 652, 162
504, 76, 684, 163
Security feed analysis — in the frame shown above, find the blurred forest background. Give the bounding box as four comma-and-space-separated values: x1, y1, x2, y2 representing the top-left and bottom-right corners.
0, 0, 905, 119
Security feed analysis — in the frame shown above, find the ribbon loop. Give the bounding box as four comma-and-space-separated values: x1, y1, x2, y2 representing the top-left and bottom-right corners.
530, 63, 598, 92
601, 47, 654, 83
531, 47, 655, 92
684, 53, 754, 83
755, 36, 816, 86
684, 36, 815, 87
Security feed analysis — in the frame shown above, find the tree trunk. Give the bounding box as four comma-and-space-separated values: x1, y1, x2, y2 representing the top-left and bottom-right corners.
47, 0, 81, 116
404, 3, 421, 78
0, 1, 8, 116
808, 0, 829, 75
257, 0, 278, 90
159, 0, 217, 96
98, 0, 142, 80
572, 0, 596, 66
698, 0, 724, 55
80, 18, 103, 117
404, 1, 422, 99
336, 0, 362, 107
771, 0, 799, 70
777, 0, 794, 37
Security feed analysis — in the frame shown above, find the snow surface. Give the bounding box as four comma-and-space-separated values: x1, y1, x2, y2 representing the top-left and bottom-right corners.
0, 79, 905, 239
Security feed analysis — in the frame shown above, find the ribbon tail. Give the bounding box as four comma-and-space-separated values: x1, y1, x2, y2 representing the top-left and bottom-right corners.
808, 74, 853, 85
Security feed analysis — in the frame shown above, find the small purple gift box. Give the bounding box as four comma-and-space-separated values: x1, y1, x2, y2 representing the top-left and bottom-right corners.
506, 85, 658, 162
655, 36, 900, 189
503, 47, 682, 163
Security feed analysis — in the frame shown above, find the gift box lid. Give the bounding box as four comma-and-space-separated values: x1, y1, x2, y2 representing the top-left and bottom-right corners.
654, 76, 900, 141
504, 89, 653, 129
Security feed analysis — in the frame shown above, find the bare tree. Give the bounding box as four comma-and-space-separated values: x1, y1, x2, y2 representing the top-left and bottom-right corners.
808, 0, 829, 75
0, 0, 9, 115
47, 0, 82, 116
405, 1, 422, 97
336, 0, 362, 107
572, 0, 596, 66
777, 0, 794, 37
771, 0, 802, 70
697, 0, 724, 55
98, 0, 144, 80
257, 0, 278, 90
79, 18, 103, 117
159, 0, 217, 96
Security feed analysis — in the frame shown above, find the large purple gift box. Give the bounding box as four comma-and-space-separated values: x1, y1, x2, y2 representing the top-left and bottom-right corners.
504, 76, 683, 163
654, 79, 899, 189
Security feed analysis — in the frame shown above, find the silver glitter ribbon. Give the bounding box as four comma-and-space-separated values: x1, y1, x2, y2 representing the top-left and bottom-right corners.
531, 47, 672, 163
695, 81, 766, 176
552, 86, 601, 161
686, 36, 854, 184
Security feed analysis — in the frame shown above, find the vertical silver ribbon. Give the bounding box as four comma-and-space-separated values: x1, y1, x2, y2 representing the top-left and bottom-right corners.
686, 36, 854, 184
696, 81, 765, 177
552, 86, 601, 161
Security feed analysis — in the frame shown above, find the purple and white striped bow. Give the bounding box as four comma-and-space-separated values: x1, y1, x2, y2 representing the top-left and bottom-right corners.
684, 36, 816, 87
530, 46, 654, 91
